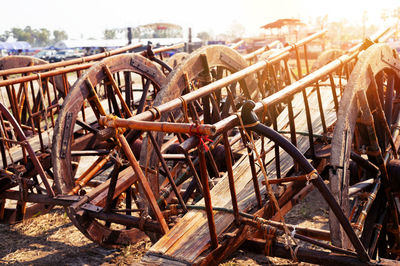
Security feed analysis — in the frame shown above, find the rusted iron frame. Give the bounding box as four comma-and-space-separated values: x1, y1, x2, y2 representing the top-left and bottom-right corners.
0, 103, 54, 197
102, 64, 133, 117
314, 81, 328, 133
358, 87, 400, 247
352, 178, 381, 237
198, 144, 219, 249
268, 105, 281, 179
223, 84, 262, 210
68, 148, 118, 195
213, 52, 364, 135
0, 190, 78, 206
0, 113, 17, 164
147, 132, 188, 213
20, 81, 37, 139
328, 73, 339, 112
240, 102, 370, 262
367, 66, 398, 159
205, 88, 241, 223
137, 78, 152, 114
132, 30, 328, 124
368, 203, 388, 256
301, 88, 316, 158
85, 209, 163, 233
0, 43, 183, 89
167, 114, 204, 197
103, 159, 121, 213
0, 115, 9, 168
0, 43, 143, 77
75, 30, 388, 250
357, 90, 389, 181
0, 63, 92, 88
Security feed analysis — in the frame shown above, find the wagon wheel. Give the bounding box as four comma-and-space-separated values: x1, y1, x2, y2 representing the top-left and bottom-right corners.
0, 102, 55, 223
165, 52, 189, 69
330, 43, 400, 256
52, 53, 167, 247
139, 45, 259, 202
0, 55, 48, 69
311, 49, 344, 72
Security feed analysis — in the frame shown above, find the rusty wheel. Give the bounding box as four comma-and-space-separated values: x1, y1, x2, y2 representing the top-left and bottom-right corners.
52, 53, 167, 247
330, 43, 400, 258
138, 45, 259, 202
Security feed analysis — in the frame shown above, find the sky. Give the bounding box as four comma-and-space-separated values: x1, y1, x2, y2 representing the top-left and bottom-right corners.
2, 0, 399, 40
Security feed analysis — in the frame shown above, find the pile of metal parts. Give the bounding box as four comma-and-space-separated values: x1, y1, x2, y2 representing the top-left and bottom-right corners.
0, 26, 400, 265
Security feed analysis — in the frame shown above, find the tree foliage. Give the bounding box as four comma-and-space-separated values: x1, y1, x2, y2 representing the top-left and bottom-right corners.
0, 27, 68, 46
197, 31, 211, 41
104, 29, 116, 40
53, 30, 68, 43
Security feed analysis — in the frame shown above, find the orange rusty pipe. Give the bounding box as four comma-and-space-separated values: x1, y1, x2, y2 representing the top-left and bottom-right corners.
99, 115, 216, 136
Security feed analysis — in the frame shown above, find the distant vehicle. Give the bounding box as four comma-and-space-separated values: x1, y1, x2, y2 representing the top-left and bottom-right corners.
49, 49, 81, 62
34, 49, 57, 61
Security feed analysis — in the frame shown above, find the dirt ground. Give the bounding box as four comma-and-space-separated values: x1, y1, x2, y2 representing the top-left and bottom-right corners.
0, 187, 328, 266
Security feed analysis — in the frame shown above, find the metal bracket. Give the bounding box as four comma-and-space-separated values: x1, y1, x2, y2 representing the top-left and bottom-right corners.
60, 112, 73, 159
81, 203, 103, 213
130, 58, 156, 76
53, 195, 81, 202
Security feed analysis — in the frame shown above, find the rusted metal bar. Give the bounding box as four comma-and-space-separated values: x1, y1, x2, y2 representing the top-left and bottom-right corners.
352, 178, 381, 237
314, 82, 327, 133
99, 115, 216, 135
198, 145, 218, 249
0, 103, 54, 197
147, 132, 188, 213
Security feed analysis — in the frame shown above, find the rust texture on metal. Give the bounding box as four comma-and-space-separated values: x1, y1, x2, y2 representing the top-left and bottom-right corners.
0, 24, 399, 266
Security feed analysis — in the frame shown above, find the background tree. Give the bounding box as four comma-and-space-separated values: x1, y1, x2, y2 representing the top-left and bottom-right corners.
35, 28, 50, 46
53, 30, 68, 43
197, 31, 211, 41
104, 29, 116, 40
